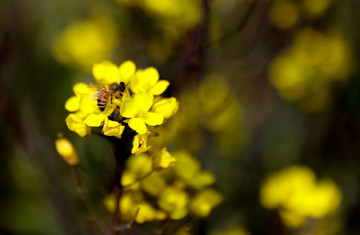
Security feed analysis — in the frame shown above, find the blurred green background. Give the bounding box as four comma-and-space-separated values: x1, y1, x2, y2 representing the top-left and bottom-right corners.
1, 0, 360, 234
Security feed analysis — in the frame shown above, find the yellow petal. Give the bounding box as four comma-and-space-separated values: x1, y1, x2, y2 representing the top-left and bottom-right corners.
79, 94, 98, 114
134, 93, 153, 112
83, 113, 105, 127
74, 124, 90, 137
128, 118, 147, 134
103, 118, 125, 138
73, 82, 93, 96
120, 98, 138, 118
152, 97, 179, 118
143, 112, 164, 126
149, 80, 170, 95
142, 67, 160, 87
92, 60, 120, 84
130, 70, 144, 93
65, 114, 91, 137
119, 60, 136, 82
131, 132, 151, 155
65, 96, 80, 112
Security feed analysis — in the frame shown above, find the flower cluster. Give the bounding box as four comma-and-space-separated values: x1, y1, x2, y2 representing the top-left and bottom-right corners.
260, 165, 342, 228
104, 150, 223, 223
62, 61, 222, 228
163, 73, 244, 153
269, 28, 352, 112
64, 60, 179, 138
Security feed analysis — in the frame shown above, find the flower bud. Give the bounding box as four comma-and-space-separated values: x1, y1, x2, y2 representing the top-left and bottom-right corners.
55, 138, 79, 166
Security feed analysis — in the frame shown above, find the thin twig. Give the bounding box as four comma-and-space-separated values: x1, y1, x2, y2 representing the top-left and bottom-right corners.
157, 217, 171, 235
111, 159, 124, 235
122, 170, 154, 189
72, 166, 108, 235
114, 207, 140, 231
78, 167, 108, 195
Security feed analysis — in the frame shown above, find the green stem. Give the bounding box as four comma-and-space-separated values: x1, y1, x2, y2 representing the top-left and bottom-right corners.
72, 166, 108, 235
111, 160, 123, 235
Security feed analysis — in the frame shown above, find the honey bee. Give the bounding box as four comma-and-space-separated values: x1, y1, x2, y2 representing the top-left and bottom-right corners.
91, 82, 126, 111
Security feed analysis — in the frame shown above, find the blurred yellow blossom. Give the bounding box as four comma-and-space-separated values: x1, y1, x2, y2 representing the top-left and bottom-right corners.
158, 187, 189, 220
190, 189, 223, 217
141, 172, 167, 196
55, 138, 79, 166
260, 165, 342, 227
105, 150, 221, 222
269, 1, 299, 30
269, 28, 352, 112
173, 151, 215, 189
152, 148, 177, 171
269, 0, 332, 30
301, 0, 332, 18
52, 17, 117, 70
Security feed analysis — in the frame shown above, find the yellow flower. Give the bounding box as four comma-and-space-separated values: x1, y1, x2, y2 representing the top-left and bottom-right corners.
152, 97, 179, 119
123, 154, 152, 180
136, 203, 166, 223
141, 173, 166, 196
152, 148, 177, 171
120, 193, 141, 221
132, 132, 151, 155
104, 192, 166, 223
65, 82, 96, 112
52, 18, 117, 70
120, 93, 164, 134
55, 138, 79, 166
102, 117, 125, 138
158, 187, 189, 220
65, 112, 91, 137
83, 104, 114, 127
260, 165, 342, 227
189, 189, 223, 217
93, 60, 136, 85
172, 151, 215, 189
130, 67, 169, 95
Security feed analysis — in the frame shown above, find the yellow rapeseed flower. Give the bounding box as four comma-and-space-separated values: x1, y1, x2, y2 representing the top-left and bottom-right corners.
158, 186, 189, 220
130, 67, 169, 95
190, 189, 223, 217
260, 165, 342, 227
120, 93, 164, 134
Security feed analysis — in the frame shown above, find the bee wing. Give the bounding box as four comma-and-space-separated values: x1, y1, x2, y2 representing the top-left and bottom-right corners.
90, 91, 100, 100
